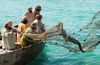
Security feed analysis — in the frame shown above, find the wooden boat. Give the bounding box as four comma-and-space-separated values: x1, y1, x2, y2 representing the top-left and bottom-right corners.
0, 25, 45, 65
0, 23, 63, 65
0, 41, 45, 65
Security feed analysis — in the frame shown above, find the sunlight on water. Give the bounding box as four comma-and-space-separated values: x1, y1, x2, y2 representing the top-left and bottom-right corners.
0, 0, 100, 65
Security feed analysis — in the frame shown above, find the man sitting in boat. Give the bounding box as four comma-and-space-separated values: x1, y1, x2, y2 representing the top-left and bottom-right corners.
20, 22, 46, 48
1, 21, 21, 50
17, 17, 28, 44
23, 5, 41, 26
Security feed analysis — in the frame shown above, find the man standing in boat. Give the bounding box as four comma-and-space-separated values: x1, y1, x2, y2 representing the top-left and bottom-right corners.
23, 5, 41, 26
1, 21, 21, 50
17, 17, 28, 44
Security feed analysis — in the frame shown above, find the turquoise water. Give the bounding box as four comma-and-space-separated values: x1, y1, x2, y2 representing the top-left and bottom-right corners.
0, 0, 100, 65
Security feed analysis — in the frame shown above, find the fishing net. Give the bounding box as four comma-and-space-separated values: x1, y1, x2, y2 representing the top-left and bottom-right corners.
68, 11, 100, 52
75, 11, 100, 41
21, 22, 64, 41
46, 11, 100, 52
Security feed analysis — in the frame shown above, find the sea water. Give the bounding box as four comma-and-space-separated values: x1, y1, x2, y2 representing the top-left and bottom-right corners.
0, 0, 100, 65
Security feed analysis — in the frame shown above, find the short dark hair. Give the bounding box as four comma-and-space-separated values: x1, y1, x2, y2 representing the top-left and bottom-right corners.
35, 5, 41, 11
4, 21, 12, 29
21, 18, 28, 24
36, 15, 42, 20
28, 7, 32, 10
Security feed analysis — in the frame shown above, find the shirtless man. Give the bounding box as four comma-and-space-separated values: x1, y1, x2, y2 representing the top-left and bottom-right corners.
23, 5, 41, 26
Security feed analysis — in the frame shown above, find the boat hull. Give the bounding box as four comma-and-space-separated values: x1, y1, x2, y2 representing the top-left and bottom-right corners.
0, 42, 45, 65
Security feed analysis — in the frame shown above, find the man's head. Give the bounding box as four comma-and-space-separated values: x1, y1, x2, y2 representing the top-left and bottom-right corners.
35, 5, 41, 12
30, 22, 37, 29
4, 21, 13, 30
28, 7, 32, 13
21, 17, 28, 24
36, 15, 42, 20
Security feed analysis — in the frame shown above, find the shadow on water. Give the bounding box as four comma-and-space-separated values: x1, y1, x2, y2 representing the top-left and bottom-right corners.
26, 47, 49, 65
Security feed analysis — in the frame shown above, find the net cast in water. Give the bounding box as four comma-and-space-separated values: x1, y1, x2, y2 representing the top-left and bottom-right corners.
45, 11, 100, 52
